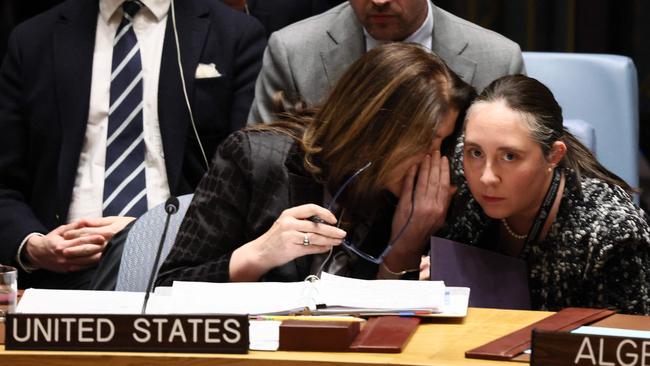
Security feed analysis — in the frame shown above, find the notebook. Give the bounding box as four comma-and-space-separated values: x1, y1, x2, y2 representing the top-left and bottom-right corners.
430, 236, 531, 310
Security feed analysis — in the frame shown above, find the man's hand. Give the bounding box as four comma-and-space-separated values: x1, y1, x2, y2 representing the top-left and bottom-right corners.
24, 216, 135, 273
25, 222, 106, 273
62, 216, 135, 243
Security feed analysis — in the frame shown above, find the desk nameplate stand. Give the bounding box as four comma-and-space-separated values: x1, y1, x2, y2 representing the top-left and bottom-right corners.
466, 308, 616, 361
5, 313, 249, 353
279, 320, 361, 351
532, 330, 649, 366
277, 316, 420, 353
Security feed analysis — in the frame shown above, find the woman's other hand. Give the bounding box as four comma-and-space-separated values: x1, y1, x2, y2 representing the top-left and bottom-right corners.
385, 151, 455, 273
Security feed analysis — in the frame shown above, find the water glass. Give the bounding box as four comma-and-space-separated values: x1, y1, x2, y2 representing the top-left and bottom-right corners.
0, 265, 17, 320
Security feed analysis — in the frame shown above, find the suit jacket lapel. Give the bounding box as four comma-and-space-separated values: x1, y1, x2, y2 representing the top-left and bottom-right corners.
53, 0, 98, 219
158, 0, 209, 194
321, 4, 476, 89
320, 6, 365, 90
430, 3, 476, 85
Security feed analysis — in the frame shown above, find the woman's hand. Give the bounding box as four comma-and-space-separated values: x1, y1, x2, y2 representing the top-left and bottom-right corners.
229, 204, 346, 281
385, 151, 455, 272
419, 255, 431, 280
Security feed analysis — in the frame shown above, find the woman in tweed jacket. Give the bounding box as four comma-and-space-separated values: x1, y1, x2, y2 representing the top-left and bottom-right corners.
445, 75, 650, 314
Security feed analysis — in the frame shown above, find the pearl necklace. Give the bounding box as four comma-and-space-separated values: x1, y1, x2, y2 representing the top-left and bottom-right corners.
501, 218, 527, 240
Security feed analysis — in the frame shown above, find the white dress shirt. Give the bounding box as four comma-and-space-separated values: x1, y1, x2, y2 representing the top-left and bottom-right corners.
67, 0, 172, 222
364, 1, 434, 51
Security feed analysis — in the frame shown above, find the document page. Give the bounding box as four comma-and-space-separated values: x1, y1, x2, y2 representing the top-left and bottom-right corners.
17, 289, 146, 314
317, 272, 446, 312
170, 281, 309, 315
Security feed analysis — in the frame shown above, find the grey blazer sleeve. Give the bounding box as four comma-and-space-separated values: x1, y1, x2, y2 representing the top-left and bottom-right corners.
247, 33, 296, 124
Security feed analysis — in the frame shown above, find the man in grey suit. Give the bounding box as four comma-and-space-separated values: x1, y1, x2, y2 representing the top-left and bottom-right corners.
248, 0, 524, 124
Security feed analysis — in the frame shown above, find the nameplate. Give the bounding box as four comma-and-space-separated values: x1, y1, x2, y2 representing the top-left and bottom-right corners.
5, 314, 249, 353
532, 329, 650, 366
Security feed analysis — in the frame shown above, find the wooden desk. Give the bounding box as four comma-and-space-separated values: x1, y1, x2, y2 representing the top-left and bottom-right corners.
0, 308, 551, 366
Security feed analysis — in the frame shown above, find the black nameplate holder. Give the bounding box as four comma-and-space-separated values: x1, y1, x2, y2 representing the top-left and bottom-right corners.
5, 313, 249, 353
532, 329, 650, 366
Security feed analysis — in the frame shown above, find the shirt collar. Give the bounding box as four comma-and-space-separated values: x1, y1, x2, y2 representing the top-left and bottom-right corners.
364, 0, 434, 51
100, 0, 171, 22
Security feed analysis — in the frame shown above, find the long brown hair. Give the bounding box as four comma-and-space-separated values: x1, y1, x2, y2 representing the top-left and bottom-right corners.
468, 74, 635, 193
253, 43, 476, 207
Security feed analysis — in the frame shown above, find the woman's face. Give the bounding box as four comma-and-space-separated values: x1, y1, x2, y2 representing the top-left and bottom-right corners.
386, 109, 459, 196
463, 100, 554, 220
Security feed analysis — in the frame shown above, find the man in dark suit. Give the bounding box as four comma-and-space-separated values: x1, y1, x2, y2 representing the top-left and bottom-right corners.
0, 0, 265, 289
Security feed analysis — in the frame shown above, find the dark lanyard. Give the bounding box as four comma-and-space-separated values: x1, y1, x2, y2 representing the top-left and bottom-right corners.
519, 167, 562, 257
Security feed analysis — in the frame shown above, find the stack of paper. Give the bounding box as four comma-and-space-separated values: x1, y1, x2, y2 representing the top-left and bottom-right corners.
16, 273, 469, 318
169, 272, 447, 316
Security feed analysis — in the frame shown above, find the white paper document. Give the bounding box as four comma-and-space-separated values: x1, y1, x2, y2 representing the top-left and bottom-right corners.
169, 272, 447, 315
15, 273, 468, 318
16, 288, 170, 314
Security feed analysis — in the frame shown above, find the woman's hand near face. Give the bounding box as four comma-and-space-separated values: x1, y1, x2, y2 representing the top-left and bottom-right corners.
229, 204, 346, 282
384, 151, 455, 272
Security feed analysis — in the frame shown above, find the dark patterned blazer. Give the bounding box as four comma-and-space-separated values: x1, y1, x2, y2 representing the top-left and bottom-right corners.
156, 130, 321, 285
156, 129, 399, 286
445, 166, 650, 315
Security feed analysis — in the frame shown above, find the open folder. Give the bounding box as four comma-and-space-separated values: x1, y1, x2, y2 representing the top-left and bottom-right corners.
169, 272, 447, 316
430, 237, 531, 310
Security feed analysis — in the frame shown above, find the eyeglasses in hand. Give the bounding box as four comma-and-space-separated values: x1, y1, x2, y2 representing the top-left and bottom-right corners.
311, 162, 415, 264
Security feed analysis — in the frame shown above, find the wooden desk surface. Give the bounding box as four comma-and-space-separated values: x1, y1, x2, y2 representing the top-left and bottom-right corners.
0, 307, 552, 366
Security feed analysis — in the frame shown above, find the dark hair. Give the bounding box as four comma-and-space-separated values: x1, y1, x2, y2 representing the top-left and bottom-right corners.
468, 74, 634, 193
252, 43, 476, 208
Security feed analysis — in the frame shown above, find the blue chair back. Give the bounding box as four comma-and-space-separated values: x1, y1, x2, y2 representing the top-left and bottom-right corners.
523, 52, 639, 188
115, 194, 193, 292
564, 119, 596, 154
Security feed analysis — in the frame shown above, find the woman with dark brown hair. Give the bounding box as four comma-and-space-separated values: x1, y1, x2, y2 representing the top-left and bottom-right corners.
156, 43, 475, 285
446, 74, 650, 314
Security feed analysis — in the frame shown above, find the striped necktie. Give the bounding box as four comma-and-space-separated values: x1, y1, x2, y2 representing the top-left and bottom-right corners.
103, 0, 147, 217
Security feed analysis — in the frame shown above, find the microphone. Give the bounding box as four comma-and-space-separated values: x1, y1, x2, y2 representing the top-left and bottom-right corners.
141, 196, 180, 314
165, 197, 180, 215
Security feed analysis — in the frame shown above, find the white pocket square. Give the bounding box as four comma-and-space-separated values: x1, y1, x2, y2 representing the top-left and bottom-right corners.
195, 63, 222, 79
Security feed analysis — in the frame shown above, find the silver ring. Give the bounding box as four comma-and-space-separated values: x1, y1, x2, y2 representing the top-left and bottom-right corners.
303, 233, 310, 246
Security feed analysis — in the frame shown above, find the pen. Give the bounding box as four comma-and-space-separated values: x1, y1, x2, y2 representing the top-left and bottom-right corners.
308, 215, 326, 224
